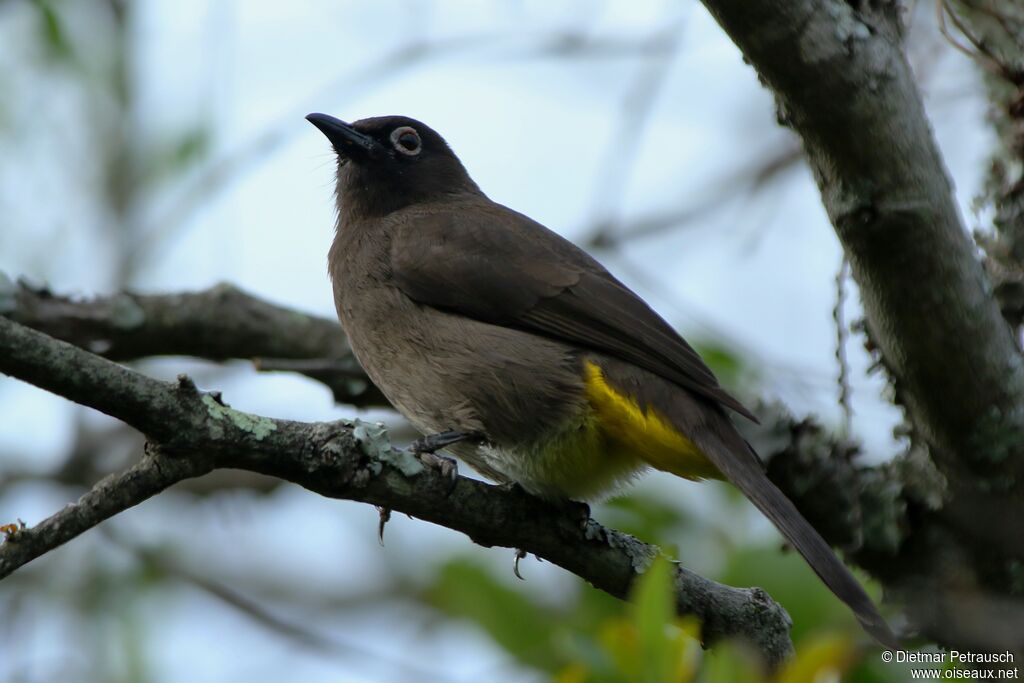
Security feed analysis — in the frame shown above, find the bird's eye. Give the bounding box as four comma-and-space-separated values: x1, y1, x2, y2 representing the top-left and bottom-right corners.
390, 126, 422, 156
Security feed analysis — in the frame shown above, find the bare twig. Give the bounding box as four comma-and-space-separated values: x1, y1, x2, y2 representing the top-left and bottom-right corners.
587, 143, 802, 249
586, 21, 684, 229
834, 256, 853, 436
0, 449, 209, 579
936, 0, 1019, 81
0, 276, 386, 407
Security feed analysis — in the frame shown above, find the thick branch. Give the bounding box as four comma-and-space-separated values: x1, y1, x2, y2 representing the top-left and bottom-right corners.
695, 1, 1024, 653
0, 275, 386, 406
699, 0, 1024, 486
0, 316, 794, 664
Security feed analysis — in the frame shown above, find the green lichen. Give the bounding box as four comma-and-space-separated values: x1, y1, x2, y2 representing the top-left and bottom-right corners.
380, 450, 424, 477
376, 444, 423, 475
202, 394, 277, 441
351, 419, 424, 477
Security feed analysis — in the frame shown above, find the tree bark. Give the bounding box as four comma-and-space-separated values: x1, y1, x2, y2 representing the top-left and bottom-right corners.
700, 0, 1024, 654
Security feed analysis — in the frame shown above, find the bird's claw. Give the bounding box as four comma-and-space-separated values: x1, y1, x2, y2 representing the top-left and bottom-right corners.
417, 450, 459, 482
513, 548, 528, 580
376, 506, 391, 545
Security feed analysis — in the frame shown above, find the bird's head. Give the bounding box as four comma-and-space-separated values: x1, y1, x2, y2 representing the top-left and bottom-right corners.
306, 113, 480, 218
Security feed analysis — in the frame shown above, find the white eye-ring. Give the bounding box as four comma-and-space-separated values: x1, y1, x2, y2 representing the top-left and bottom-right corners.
390, 126, 422, 155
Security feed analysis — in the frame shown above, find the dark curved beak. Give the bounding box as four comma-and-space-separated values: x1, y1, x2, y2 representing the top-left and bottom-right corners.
305, 113, 382, 161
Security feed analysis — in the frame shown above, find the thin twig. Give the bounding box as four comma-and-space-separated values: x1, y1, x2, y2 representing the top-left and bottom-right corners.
0, 449, 209, 579
2, 278, 386, 407
834, 256, 853, 437
936, 0, 1012, 79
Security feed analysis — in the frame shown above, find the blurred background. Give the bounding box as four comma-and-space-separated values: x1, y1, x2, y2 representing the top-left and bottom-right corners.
0, 1, 993, 681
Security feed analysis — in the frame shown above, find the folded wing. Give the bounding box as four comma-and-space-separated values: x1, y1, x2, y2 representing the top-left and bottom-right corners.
389, 203, 757, 422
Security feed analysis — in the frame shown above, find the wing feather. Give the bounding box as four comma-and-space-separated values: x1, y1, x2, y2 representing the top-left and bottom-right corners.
390, 204, 757, 422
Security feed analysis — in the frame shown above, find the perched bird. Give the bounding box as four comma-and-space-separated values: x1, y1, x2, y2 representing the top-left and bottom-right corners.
307, 112, 897, 648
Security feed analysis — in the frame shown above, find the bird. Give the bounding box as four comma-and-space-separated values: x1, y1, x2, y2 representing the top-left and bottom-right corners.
306, 112, 898, 648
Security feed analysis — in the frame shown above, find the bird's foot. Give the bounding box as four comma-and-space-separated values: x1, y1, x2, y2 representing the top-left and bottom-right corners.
409, 430, 479, 490
418, 450, 459, 484
404, 432, 467, 496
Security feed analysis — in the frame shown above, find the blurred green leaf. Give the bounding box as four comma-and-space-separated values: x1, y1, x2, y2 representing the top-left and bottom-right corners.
629, 557, 675, 683
775, 633, 855, 683
424, 558, 562, 671
30, 0, 76, 64
698, 641, 764, 683
692, 341, 745, 389
602, 494, 691, 547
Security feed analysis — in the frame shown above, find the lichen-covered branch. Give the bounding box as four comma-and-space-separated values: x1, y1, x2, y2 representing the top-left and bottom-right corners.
699, 0, 1024, 654
951, 2, 1024, 328
0, 274, 386, 407
0, 316, 794, 664
700, 0, 1024, 489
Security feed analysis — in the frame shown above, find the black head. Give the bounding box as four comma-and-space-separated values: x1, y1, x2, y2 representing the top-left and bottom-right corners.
306, 113, 481, 218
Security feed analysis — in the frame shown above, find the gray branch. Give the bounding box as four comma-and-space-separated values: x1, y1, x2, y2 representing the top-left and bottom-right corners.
701, 0, 1024, 488
699, 0, 1024, 653
0, 316, 794, 665
0, 274, 386, 407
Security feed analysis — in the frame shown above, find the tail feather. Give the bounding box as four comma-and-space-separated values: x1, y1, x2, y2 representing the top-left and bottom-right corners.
699, 431, 900, 649
591, 357, 899, 646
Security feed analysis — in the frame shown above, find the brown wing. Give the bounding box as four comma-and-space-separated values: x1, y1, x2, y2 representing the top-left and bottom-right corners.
390, 202, 757, 422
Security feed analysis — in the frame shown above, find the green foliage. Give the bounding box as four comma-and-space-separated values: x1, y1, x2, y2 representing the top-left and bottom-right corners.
690, 341, 749, 390
552, 556, 702, 683
699, 641, 764, 683
30, 0, 76, 64
773, 634, 854, 683
423, 493, 904, 682
425, 558, 566, 671
602, 495, 692, 546
624, 557, 697, 683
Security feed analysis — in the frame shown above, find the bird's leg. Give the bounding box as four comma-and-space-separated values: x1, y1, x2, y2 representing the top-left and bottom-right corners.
409, 429, 476, 454
408, 429, 480, 488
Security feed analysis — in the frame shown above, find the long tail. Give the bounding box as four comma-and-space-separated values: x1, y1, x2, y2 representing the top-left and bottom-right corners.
590, 358, 898, 646
695, 426, 900, 649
